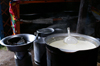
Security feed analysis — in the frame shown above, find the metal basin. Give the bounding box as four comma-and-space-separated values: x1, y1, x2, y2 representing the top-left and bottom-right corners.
0, 34, 36, 52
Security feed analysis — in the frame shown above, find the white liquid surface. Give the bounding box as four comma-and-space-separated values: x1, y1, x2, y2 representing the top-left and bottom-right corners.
50, 40, 96, 50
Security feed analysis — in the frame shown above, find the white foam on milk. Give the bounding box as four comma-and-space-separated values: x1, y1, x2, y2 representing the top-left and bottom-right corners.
50, 40, 96, 50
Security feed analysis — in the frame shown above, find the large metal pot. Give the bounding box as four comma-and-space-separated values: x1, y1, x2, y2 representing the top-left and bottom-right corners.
45, 33, 100, 66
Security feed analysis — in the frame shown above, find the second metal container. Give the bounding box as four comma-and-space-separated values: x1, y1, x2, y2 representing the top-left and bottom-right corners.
34, 28, 54, 66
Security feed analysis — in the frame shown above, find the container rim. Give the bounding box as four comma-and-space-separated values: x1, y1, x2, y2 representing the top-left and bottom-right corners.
45, 33, 100, 52
0, 34, 36, 47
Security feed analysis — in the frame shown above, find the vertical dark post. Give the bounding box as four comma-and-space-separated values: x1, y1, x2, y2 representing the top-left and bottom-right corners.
0, 1, 4, 39
76, 0, 89, 34
16, 2, 20, 34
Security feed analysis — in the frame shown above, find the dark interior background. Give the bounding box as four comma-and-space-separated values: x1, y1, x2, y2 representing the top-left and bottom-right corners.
19, 2, 80, 34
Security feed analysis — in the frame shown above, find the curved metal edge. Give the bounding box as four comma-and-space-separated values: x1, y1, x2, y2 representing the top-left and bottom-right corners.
0, 34, 36, 47
45, 33, 100, 53
37, 28, 54, 34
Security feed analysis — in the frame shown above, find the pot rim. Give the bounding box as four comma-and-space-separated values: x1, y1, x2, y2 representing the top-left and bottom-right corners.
45, 33, 100, 52
0, 34, 36, 47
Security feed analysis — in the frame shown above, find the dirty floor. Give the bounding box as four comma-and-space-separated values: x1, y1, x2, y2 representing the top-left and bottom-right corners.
0, 48, 37, 66
0, 48, 100, 66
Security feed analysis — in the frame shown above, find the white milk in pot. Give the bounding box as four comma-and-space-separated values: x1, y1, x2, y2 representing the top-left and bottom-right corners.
50, 27, 97, 51
50, 39, 96, 50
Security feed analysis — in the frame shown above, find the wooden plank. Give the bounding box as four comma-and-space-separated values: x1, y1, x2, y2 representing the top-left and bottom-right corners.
19, 0, 80, 4
66, 0, 80, 2
46, 0, 65, 3
46, 0, 80, 3
46, 1, 65, 3
16, 3, 20, 34
20, 1, 46, 4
